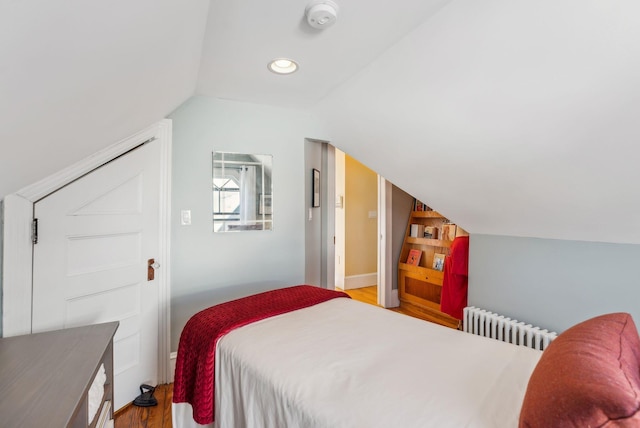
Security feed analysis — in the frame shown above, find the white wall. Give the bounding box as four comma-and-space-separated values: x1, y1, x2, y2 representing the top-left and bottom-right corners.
313, 0, 640, 245
0, 0, 209, 199
168, 96, 329, 349
469, 234, 640, 334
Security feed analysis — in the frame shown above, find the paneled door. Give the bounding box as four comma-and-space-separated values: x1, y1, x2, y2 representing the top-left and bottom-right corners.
32, 141, 161, 410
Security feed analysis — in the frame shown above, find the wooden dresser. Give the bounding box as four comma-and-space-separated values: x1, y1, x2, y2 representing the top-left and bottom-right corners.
0, 321, 118, 427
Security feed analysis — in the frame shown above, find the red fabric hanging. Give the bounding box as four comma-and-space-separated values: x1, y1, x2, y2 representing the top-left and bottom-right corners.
440, 236, 469, 320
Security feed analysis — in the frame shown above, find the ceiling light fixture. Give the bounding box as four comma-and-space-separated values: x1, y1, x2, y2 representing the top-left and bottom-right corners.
268, 58, 299, 75
305, 0, 339, 30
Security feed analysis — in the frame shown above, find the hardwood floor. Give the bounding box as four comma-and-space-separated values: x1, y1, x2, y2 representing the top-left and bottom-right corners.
342, 285, 458, 328
114, 383, 173, 428
342, 285, 378, 305
116, 286, 454, 427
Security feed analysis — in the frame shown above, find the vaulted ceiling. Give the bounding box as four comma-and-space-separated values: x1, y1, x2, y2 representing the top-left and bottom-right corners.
2, 0, 640, 244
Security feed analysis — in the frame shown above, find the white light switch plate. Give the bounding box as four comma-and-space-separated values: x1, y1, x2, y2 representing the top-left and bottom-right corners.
181, 210, 192, 225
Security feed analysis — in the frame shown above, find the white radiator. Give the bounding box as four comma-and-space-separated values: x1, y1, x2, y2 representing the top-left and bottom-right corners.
463, 306, 557, 351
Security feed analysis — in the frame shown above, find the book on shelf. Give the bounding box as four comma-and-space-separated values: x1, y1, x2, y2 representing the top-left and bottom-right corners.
441, 223, 457, 241
415, 200, 424, 211
432, 253, 446, 271
424, 226, 438, 239
413, 199, 431, 211
409, 223, 424, 238
406, 249, 422, 266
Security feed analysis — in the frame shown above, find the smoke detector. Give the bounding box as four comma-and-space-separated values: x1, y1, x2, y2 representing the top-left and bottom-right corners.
305, 0, 339, 30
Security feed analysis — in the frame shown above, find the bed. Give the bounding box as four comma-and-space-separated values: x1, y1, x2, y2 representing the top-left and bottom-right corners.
172, 285, 640, 428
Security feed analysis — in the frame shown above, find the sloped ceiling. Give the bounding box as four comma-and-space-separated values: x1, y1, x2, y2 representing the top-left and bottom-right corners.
3, 0, 640, 245
0, 0, 209, 198
313, 0, 640, 244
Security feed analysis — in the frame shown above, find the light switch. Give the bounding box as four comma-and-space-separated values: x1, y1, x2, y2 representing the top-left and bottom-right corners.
181, 210, 192, 226
368, 210, 377, 219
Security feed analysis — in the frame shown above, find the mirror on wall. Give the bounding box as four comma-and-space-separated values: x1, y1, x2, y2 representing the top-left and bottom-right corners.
212, 152, 273, 232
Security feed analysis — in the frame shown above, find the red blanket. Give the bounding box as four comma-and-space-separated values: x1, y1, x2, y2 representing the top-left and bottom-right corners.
172, 285, 350, 424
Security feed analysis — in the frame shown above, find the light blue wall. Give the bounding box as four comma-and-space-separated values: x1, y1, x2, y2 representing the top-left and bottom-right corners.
168, 96, 329, 350
469, 234, 640, 334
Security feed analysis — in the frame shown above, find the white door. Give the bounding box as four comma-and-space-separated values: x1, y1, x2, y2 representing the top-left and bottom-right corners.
32, 141, 161, 411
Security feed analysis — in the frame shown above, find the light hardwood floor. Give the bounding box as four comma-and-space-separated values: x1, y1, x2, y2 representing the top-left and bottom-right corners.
343, 285, 458, 328
341, 285, 378, 305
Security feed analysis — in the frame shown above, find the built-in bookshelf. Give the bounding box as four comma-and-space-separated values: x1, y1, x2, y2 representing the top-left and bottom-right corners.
398, 199, 467, 328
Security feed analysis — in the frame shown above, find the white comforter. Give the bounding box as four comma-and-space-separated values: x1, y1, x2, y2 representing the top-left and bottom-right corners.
173, 298, 541, 428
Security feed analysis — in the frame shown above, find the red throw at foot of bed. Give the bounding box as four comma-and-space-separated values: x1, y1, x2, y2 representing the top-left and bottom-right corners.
172, 285, 350, 425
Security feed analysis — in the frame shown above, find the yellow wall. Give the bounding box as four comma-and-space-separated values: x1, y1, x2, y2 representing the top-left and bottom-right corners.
345, 155, 377, 276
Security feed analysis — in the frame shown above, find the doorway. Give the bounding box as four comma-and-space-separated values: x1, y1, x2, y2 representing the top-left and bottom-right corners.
32, 141, 161, 410
1, 120, 172, 409
303, 141, 397, 307
334, 152, 378, 299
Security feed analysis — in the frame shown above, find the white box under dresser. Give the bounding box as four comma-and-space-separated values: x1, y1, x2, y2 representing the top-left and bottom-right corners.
0, 321, 118, 427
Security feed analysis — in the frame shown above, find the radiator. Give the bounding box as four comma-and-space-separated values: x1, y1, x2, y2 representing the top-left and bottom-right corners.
462, 306, 557, 351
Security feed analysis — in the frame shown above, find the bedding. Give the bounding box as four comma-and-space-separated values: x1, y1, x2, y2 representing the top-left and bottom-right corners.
173, 286, 543, 428
173, 285, 349, 425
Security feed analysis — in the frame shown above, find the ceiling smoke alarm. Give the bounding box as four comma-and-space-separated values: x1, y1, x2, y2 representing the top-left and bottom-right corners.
305, 0, 339, 30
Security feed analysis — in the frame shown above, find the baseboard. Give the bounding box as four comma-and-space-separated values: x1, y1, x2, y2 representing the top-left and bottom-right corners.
343, 273, 377, 290
169, 352, 177, 383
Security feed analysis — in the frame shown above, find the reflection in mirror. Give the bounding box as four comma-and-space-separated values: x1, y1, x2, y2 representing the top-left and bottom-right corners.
212, 152, 273, 232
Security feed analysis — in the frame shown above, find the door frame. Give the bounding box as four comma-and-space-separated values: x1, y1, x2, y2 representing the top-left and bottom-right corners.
377, 176, 399, 307
1, 119, 173, 383
329, 149, 396, 307
321, 142, 335, 289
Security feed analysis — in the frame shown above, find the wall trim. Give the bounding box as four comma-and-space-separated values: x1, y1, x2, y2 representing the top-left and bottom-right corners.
377, 176, 399, 308
17, 124, 165, 202
343, 273, 377, 289
1, 194, 34, 337
156, 120, 173, 384
1, 119, 173, 383
169, 351, 178, 384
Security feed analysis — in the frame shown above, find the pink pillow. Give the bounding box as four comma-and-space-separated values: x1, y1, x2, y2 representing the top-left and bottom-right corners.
519, 313, 640, 427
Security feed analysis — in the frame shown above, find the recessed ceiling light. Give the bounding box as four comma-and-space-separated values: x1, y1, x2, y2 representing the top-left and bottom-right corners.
268, 58, 299, 75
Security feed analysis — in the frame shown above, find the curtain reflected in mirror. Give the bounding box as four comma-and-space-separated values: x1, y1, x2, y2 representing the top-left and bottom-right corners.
213, 152, 273, 232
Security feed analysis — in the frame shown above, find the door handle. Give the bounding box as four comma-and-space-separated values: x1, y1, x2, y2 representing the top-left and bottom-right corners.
148, 258, 160, 281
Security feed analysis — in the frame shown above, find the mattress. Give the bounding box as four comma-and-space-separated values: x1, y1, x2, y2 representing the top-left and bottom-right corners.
173, 298, 542, 428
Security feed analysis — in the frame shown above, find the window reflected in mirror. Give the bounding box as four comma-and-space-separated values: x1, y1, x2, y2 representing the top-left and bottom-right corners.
212, 152, 273, 232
